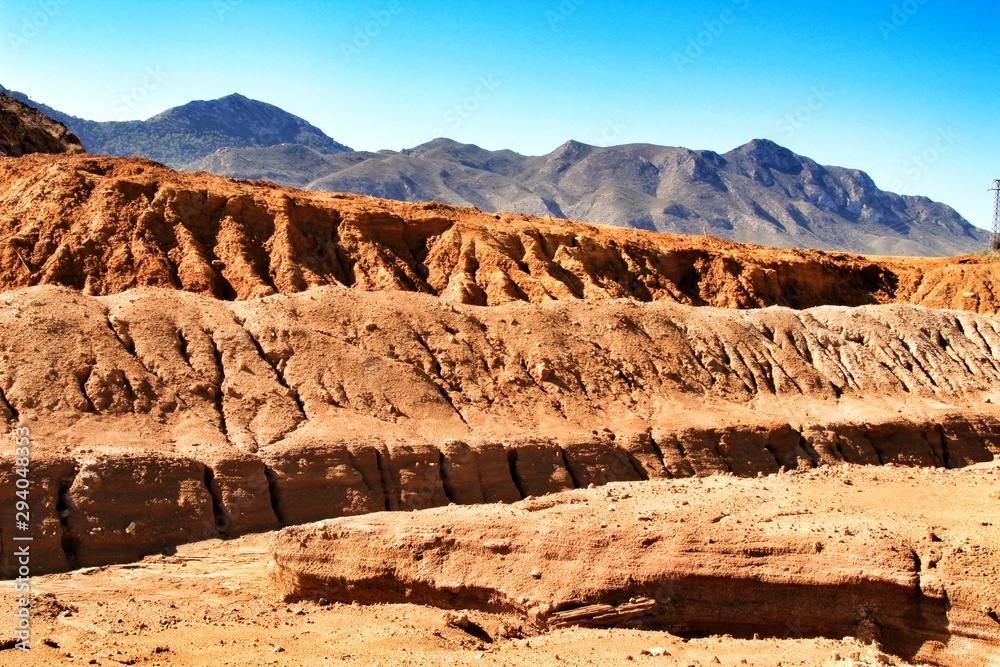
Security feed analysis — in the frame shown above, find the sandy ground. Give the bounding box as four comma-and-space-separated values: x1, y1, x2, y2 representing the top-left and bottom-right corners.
0, 536, 899, 667
5, 461, 998, 667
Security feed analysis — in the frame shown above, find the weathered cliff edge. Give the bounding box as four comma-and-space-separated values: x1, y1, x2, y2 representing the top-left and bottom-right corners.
0, 285, 998, 578
272, 464, 1000, 667
1, 154, 999, 313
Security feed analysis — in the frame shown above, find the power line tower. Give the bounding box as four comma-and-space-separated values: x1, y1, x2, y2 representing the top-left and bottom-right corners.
992, 179, 1000, 252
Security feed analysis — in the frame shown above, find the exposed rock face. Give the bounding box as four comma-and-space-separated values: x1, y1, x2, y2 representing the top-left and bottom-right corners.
0, 455, 77, 575
0, 283, 999, 576
1, 99, 997, 666
0, 91, 84, 157
271, 465, 1000, 667
63, 453, 217, 567
1, 154, 999, 312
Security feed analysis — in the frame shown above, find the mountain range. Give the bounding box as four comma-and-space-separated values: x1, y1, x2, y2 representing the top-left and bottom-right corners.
0, 87, 350, 166
1, 85, 986, 256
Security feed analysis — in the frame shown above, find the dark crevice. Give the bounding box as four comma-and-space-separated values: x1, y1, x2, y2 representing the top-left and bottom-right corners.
177, 329, 192, 367
559, 448, 581, 489
867, 433, 887, 466
435, 384, 468, 425
647, 435, 672, 479
762, 444, 786, 470
207, 334, 230, 440
119, 373, 137, 405
106, 317, 136, 356
626, 453, 650, 481
0, 384, 19, 423
334, 247, 358, 287
57, 473, 78, 567
937, 424, 952, 469
833, 437, 846, 461
203, 466, 228, 537
954, 317, 966, 338
674, 438, 688, 461
264, 466, 284, 527
412, 329, 442, 374
347, 449, 377, 497
104, 315, 161, 385
409, 331, 469, 424
78, 367, 97, 413
374, 450, 394, 512
797, 435, 820, 468
240, 325, 307, 421
438, 451, 457, 504
506, 449, 527, 499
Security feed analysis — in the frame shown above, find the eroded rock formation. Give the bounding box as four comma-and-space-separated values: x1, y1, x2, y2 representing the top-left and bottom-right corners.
1, 154, 999, 311
1, 284, 999, 576
271, 465, 1000, 667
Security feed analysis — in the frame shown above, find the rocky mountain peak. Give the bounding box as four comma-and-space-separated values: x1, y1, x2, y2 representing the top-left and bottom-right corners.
728, 138, 803, 173
550, 139, 593, 160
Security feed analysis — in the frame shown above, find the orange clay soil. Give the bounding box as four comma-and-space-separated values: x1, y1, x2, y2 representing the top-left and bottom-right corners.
2, 284, 1000, 578
0, 153, 998, 666
0, 153, 998, 312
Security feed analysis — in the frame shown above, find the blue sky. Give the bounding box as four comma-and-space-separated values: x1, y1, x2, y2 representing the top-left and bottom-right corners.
2, 0, 997, 230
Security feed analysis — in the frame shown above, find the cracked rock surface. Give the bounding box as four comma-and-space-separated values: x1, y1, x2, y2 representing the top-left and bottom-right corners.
1, 284, 999, 577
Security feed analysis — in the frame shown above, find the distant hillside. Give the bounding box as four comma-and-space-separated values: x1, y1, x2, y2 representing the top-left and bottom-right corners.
192, 138, 987, 257
0, 87, 351, 166
2, 86, 986, 256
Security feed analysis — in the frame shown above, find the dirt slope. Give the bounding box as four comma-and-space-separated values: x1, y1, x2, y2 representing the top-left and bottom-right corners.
0, 528, 946, 667
1, 154, 999, 312
0, 92, 84, 158
1, 284, 999, 577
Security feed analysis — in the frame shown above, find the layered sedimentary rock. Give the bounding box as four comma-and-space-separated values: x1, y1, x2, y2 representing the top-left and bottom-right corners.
271, 465, 1000, 667
0, 455, 76, 575
0, 152, 998, 584
63, 453, 217, 567
0, 283, 999, 576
